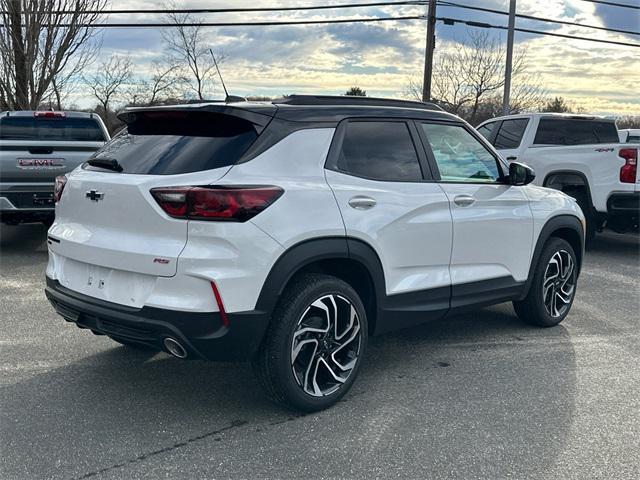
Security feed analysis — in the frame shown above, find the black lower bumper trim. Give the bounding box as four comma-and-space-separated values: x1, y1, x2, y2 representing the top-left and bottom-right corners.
45, 277, 269, 361
607, 192, 640, 215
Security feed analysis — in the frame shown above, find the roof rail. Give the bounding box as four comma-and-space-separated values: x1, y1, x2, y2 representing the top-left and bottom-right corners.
273, 95, 443, 111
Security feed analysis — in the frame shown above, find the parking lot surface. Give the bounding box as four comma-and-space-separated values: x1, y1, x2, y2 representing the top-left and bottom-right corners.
1, 224, 639, 480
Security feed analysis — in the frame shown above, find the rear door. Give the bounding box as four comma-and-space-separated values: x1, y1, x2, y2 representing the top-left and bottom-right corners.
48, 109, 263, 302
325, 119, 453, 326
417, 121, 533, 308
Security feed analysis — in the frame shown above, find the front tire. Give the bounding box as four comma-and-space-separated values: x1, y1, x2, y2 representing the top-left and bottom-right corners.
252, 273, 368, 412
514, 238, 578, 327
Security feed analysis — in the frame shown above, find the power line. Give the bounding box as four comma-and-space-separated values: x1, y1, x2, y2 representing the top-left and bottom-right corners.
0, 15, 426, 29
0, 2, 636, 49
438, 16, 640, 47
575, 0, 640, 9
438, 1, 640, 36
0, 1, 428, 15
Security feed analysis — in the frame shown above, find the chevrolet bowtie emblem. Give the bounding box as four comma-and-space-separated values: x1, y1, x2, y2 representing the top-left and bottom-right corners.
86, 190, 104, 201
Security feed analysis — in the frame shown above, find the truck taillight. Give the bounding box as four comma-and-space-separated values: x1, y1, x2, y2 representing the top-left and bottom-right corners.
619, 148, 637, 184
150, 186, 284, 222
54, 176, 67, 203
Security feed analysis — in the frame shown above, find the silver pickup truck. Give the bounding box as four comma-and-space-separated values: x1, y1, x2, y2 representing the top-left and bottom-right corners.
0, 111, 110, 225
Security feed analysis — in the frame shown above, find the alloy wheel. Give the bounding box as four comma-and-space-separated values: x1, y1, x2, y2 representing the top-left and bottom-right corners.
290, 294, 362, 397
542, 249, 576, 318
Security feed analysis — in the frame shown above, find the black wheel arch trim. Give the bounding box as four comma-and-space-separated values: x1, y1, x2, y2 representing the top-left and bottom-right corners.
253, 236, 388, 329
520, 214, 584, 300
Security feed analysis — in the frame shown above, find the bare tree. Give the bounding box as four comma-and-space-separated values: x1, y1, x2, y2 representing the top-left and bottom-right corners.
616, 115, 640, 129
541, 96, 573, 113
130, 61, 185, 106
345, 86, 366, 96
162, 8, 226, 100
404, 30, 546, 123
432, 51, 474, 115
86, 54, 132, 130
0, 0, 106, 110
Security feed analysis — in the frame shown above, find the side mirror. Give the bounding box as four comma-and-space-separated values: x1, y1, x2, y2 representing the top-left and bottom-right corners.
509, 162, 536, 186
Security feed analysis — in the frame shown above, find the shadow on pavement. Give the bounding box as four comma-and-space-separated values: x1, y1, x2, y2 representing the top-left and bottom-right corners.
2, 305, 577, 479
587, 231, 639, 259
0, 223, 49, 252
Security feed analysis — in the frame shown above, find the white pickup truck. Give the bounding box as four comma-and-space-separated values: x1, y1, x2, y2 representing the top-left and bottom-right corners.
477, 113, 639, 242
0, 110, 109, 226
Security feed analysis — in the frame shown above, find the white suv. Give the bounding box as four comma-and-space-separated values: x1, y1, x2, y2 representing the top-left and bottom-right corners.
45, 96, 585, 411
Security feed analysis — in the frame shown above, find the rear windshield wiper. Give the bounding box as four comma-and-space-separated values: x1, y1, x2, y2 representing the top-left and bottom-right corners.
87, 157, 123, 172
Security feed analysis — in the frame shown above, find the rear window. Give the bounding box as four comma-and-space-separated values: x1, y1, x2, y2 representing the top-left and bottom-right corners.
534, 119, 619, 145
0, 116, 106, 141
87, 111, 258, 175
335, 121, 423, 182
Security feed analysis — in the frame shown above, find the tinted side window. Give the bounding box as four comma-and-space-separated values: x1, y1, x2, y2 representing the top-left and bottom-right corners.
421, 123, 501, 183
336, 121, 423, 181
493, 118, 529, 149
534, 119, 619, 145
476, 122, 497, 142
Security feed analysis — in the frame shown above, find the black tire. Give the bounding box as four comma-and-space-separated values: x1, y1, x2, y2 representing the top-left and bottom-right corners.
513, 237, 578, 327
109, 336, 156, 350
572, 190, 596, 246
252, 273, 368, 412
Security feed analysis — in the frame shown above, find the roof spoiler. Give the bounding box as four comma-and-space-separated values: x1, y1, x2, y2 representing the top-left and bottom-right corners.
118, 103, 274, 131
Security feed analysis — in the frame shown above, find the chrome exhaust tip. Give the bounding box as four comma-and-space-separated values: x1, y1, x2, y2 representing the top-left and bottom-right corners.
163, 337, 187, 359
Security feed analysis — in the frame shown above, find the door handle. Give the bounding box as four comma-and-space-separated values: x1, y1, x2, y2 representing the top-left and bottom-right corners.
348, 195, 377, 210
506, 156, 517, 161
453, 195, 475, 207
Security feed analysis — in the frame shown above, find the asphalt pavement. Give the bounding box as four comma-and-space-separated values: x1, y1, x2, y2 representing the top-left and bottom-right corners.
1, 223, 638, 480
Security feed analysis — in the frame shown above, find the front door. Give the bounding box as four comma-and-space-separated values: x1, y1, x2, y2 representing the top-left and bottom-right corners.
418, 121, 533, 309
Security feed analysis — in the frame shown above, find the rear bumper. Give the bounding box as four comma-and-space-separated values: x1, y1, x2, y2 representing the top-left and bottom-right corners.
0, 183, 55, 212
45, 277, 270, 361
607, 192, 640, 216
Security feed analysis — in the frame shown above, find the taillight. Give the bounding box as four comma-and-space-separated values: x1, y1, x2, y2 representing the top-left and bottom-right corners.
54, 175, 67, 203
150, 186, 284, 222
619, 148, 637, 184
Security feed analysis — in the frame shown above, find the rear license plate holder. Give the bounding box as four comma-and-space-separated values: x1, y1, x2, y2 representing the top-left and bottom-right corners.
32, 193, 54, 206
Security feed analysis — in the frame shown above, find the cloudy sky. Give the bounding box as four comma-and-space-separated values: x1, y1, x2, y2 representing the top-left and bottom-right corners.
80, 0, 639, 115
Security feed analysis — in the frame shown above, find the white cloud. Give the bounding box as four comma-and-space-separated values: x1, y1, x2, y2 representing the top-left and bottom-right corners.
70, 0, 638, 114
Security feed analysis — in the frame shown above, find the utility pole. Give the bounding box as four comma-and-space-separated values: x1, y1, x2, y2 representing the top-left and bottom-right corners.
422, 0, 437, 102
502, 0, 516, 115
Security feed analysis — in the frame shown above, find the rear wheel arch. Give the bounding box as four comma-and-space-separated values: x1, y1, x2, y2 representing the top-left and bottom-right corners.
543, 170, 594, 210
254, 237, 385, 336
522, 215, 584, 300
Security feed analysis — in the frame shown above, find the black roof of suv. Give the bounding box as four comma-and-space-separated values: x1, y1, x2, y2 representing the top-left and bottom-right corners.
121, 95, 458, 127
